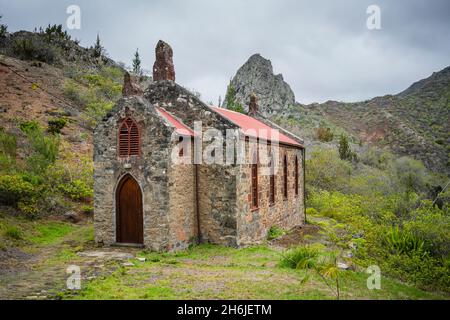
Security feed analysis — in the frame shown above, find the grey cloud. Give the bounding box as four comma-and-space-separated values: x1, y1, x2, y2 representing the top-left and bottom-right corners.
1, 0, 449, 104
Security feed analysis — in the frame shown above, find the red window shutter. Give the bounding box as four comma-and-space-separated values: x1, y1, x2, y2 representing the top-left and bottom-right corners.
283, 155, 288, 199
118, 117, 140, 157
269, 155, 275, 204
251, 152, 258, 208
295, 156, 299, 196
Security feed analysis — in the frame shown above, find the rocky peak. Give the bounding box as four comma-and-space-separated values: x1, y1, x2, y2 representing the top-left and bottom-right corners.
224, 53, 295, 116
152, 40, 175, 82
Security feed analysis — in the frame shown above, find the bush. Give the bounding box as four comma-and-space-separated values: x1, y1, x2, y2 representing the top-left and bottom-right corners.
81, 204, 94, 214
306, 148, 352, 192
382, 226, 425, 257
59, 179, 93, 201
43, 24, 71, 42
267, 226, 285, 240
315, 127, 334, 142
305, 207, 318, 216
279, 246, 319, 269
13, 37, 55, 63
47, 118, 67, 134
4, 225, 22, 240
0, 129, 16, 170
63, 80, 87, 107
338, 134, 356, 161
20, 121, 59, 173
0, 175, 36, 206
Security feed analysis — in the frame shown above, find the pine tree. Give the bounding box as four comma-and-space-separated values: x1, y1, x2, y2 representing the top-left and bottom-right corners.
93, 33, 104, 58
132, 48, 142, 76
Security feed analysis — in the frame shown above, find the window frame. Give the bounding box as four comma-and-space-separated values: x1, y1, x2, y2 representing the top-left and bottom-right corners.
118, 117, 140, 158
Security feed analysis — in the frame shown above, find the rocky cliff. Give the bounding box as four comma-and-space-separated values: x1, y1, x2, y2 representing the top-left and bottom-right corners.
223, 54, 295, 116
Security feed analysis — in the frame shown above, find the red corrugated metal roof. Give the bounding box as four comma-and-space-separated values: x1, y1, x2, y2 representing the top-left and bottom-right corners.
210, 106, 302, 147
156, 107, 196, 136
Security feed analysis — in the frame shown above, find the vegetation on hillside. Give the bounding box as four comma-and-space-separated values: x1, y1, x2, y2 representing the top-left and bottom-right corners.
225, 81, 244, 113
304, 146, 449, 293
0, 120, 93, 218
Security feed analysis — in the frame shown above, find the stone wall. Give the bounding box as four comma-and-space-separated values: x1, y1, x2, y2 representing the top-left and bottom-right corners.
167, 140, 197, 250
94, 96, 196, 251
145, 81, 241, 247
236, 141, 305, 246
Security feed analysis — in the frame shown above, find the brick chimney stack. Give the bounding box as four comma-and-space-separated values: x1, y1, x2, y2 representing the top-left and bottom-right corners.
248, 93, 258, 117
152, 40, 175, 81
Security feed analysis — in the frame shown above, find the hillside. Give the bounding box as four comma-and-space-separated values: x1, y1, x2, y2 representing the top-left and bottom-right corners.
226, 54, 449, 175
295, 67, 450, 174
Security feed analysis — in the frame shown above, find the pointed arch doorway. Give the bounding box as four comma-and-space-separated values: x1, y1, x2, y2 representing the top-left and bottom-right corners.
116, 174, 143, 244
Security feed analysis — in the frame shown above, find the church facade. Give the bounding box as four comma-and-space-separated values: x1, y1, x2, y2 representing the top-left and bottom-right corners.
93, 41, 305, 251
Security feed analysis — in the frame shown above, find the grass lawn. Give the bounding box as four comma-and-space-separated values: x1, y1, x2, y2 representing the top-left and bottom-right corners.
0, 213, 446, 300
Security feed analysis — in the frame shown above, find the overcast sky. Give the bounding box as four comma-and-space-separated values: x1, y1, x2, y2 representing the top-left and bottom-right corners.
1, 0, 449, 104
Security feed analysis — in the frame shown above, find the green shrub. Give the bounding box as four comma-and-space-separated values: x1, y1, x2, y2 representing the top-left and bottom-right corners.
305, 207, 318, 216
267, 226, 285, 240
0, 175, 36, 206
0, 128, 16, 156
306, 148, 352, 192
47, 118, 67, 134
0, 129, 17, 170
63, 80, 87, 107
382, 226, 426, 257
338, 134, 356, 161
279, 246, 319, 269
13, 37, 55, 63
59, 179, 93, 201
43, 24, 71, 42
20, 120, 59, 172
4, 225, 22, 240
81, 204, 94, 214
18, 199, 39, 217
19, 120, 40, 134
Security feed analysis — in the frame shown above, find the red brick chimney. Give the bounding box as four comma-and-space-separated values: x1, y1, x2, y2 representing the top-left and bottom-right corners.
248, 93, 258, 117
152, 40, 175, 81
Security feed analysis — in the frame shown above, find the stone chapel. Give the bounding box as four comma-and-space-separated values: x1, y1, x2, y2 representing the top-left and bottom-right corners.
94, 40, 305, 251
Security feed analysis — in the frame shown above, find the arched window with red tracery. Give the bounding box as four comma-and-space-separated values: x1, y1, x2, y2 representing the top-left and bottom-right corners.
118, 117, 140, 157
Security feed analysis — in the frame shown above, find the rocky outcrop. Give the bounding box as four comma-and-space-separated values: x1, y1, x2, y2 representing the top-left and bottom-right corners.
122, 72, 143, 97
152, 40, 175, 81
224, 54, 295, 116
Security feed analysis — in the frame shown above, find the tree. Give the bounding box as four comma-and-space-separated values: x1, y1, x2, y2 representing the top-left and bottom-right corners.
338, 134, 355, 161
132, 48, 142, 76
225, 81, 244, 113
0, 15, 7, 37
93, 33, 104, 58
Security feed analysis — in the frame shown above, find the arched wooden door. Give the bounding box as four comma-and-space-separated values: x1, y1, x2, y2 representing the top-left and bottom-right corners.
116, 174, 143, 244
